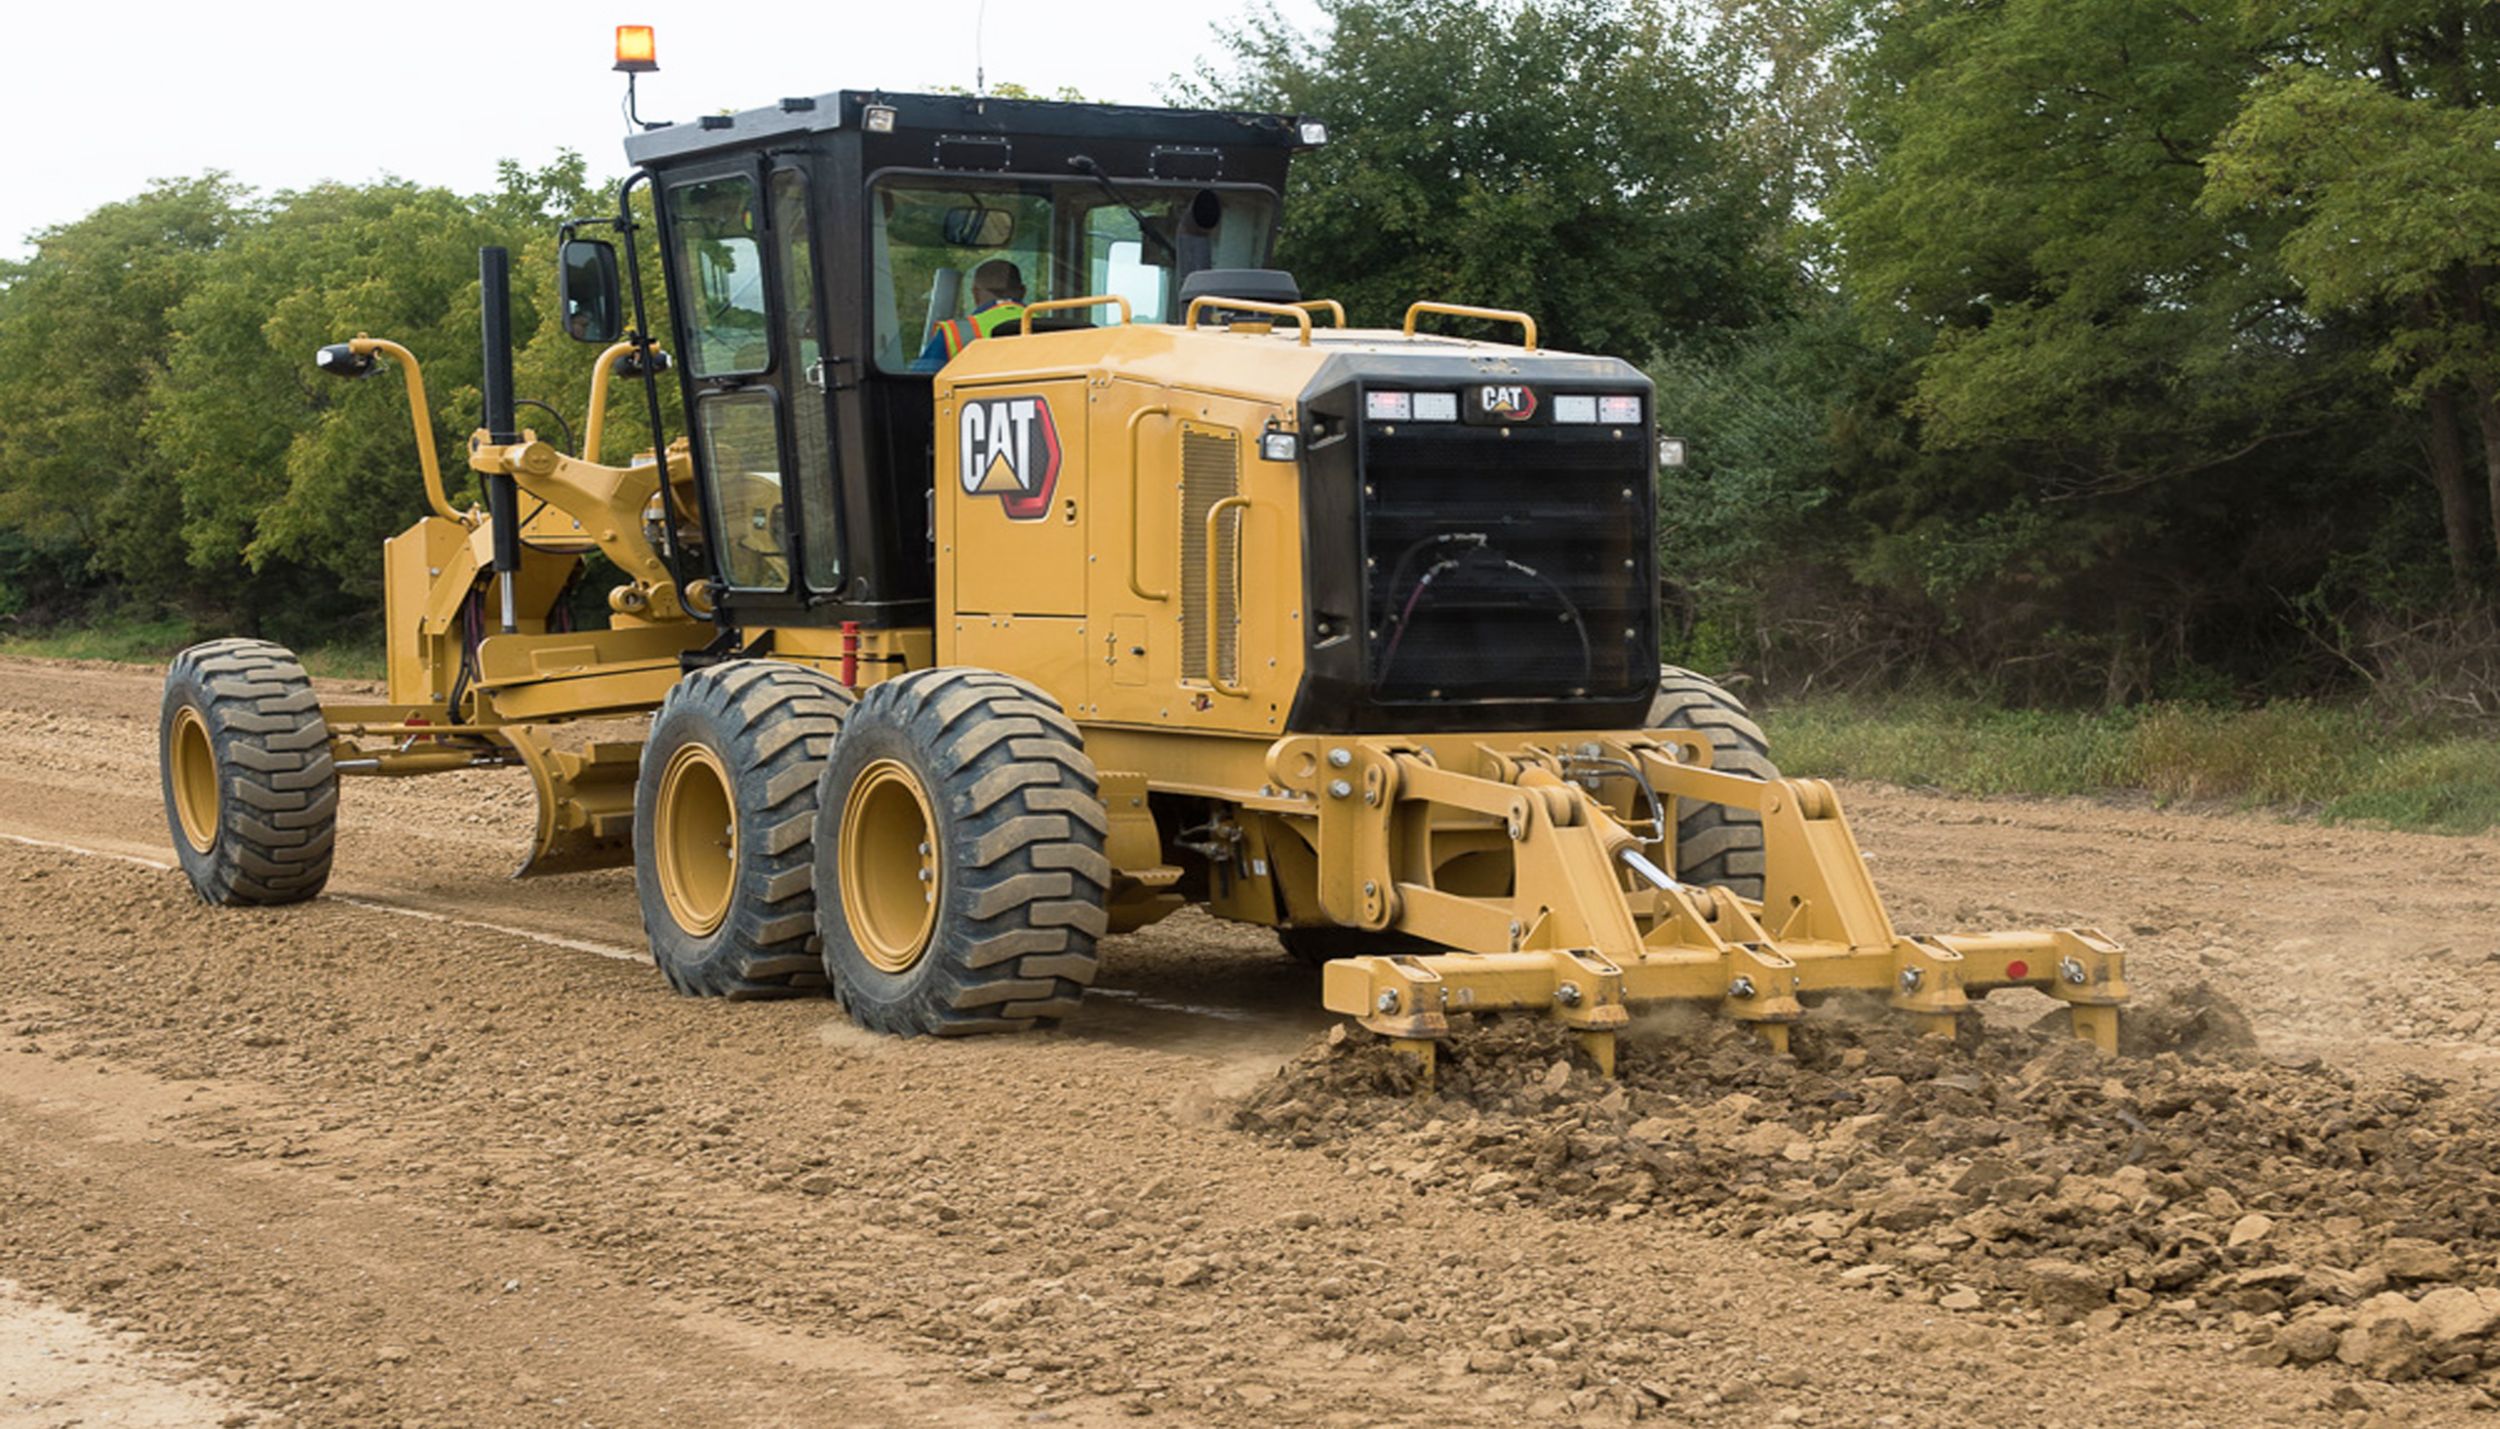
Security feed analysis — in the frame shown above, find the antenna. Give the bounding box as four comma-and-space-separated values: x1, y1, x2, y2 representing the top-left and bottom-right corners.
975, 0, 988, 97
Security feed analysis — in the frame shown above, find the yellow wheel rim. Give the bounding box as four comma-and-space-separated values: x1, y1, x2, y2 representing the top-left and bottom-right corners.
169, 705, 220, 855
841, 758, 941, 974
655, 743, 737, 936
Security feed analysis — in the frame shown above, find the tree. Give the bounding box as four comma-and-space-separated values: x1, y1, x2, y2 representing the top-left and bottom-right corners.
2202, 4, 2500, 587
149, 158, 602, 608
0, 177, 246, 615
1186, 0, 1786, 359
1817, 0, 2408, 699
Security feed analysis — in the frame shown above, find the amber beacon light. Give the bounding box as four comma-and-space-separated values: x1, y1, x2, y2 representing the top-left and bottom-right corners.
614, 25, 658, 73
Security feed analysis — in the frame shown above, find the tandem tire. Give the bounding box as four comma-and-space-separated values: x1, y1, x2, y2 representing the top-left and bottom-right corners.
813, 668, 1109, 1036
1648, 666, 1782, 900
159, 639, 338, 906
635, 660, 856, 998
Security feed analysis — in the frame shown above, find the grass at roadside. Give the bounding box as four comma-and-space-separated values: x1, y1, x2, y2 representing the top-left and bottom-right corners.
1761, 698, 2500, 835
0, 617, 384, 682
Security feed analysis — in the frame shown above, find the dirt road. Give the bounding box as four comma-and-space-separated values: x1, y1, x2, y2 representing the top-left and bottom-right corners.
3, 654, 2497, 1425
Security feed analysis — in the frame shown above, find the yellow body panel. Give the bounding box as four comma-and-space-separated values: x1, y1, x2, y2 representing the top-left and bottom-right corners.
321, 310, 2124, 1067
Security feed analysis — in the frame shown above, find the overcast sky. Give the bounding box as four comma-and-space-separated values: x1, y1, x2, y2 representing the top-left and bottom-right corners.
0, 0, 1327, 258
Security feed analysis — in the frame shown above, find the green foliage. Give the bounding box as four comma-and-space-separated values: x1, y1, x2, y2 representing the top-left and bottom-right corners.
2201, 33, 2500, 441
1764, 697, 2500, 832
0, 153, 652, 636
1189, 0, 1786, 358
0, 177, 246, 609
149, 158, 602, 600
0, 616, 384, 681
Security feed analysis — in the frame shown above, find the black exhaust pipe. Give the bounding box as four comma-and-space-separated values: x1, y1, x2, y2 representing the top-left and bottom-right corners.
479, 247, 522, 633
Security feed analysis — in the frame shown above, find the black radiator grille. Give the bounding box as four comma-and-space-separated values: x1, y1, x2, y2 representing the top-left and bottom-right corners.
1360, 430, 1652, 704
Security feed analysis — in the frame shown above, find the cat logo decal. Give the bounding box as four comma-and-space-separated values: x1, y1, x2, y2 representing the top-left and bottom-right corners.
958, 395, 1061, 522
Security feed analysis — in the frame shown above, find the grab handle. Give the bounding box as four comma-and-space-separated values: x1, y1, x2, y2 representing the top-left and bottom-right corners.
1401, 301, 1539, 352
1184, 297, 1313, 346
1018, 294, 1132, 335
1205, 495, 1251, 697
1125, 405, 1172, 601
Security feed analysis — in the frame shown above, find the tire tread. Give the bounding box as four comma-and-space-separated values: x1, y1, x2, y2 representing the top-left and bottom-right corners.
817, 668, 1110, 1036
160, 638, 337, 906
1649, 666, 1781, 900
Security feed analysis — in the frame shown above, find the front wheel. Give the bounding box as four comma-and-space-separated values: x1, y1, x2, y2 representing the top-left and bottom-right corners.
634, 660, 854, 998
159, 639, 337, 905
1648, 666, 1781, 900
814, 669, 1109, 1036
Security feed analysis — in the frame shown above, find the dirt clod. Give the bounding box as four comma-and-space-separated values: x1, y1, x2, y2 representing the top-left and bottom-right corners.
1239, 986, 2500, 1378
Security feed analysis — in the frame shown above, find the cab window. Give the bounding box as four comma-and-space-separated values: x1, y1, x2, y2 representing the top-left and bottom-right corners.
669, 177, 771, 377
696, 392, 788, 591
868, 176, 1277, 374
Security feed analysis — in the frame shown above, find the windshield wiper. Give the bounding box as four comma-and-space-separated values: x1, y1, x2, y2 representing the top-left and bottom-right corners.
1068, 155, 1175, 260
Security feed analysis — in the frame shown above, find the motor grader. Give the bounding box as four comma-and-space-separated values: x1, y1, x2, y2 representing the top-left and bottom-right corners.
156, 64, 2126, 1074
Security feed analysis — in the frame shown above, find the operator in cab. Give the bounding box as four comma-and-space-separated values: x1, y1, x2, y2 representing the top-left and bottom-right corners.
914, 259, 1027, 371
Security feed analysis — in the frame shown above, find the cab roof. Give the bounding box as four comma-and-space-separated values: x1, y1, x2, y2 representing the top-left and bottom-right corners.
623, 88, 1308, 170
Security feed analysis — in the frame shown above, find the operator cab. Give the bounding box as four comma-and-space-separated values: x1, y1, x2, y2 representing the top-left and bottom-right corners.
597, 91, 1311, 635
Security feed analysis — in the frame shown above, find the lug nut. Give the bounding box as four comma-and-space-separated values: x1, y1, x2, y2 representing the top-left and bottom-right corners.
2059, 957, 2088, 986
1729, 975, 1756, 1000
1556, 982, 1583, 1007
1328, 747, 1353, 768
1375, 990, 1400, 1014
1898, 967, 1923, 992
1328, 778, 1353, 799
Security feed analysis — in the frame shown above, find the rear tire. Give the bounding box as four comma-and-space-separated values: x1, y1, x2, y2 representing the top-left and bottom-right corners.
635, 660, 855, 998
159, 639, 337, 905
1648, 667, 1780, 900
814, 669, 1109, 1036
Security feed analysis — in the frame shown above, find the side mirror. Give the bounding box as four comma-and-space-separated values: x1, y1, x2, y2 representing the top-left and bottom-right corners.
942, 206, 1015, 248
313, 342, 376, 378
559, 238, 623, 344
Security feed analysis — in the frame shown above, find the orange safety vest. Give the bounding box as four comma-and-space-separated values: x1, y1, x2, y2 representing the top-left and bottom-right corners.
939, 301, 1027, 358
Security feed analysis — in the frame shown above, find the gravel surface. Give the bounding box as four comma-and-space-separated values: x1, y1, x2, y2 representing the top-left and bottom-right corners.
3, 655, 2498, 1425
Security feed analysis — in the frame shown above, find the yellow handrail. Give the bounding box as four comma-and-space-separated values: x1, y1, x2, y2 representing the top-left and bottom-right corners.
1019, 294, 1133, 335
1184, 296, 1313, 346
349, 336, 460, 523
1401, 301, 1539, 352
1297, 299, 1348, 328
1125, 405, 1172, 601
1204, 494, 1251, 697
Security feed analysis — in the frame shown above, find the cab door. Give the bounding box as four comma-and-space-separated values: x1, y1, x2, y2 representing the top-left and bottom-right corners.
659, 160, 842, 605
766, 160, 844, 596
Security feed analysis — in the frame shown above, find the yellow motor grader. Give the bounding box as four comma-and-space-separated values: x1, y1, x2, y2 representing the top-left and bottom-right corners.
157, 58, 2125, 1073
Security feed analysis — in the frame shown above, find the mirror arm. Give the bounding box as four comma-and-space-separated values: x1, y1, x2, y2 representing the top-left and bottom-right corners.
350, 337, 462, 523
581, 340, 641, 460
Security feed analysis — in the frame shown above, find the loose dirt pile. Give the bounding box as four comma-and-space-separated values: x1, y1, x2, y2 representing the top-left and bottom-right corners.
1240, 988, 2500, 1388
